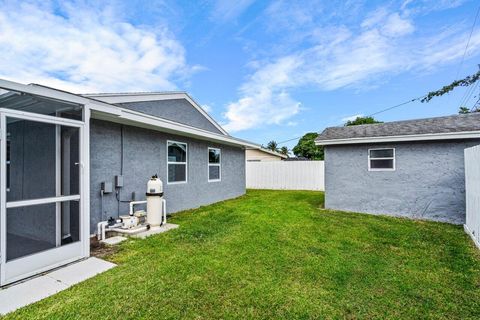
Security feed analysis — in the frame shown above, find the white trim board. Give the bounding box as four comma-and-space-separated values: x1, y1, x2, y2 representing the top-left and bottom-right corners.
315, 131, 480, 146
0, 78, 259, 149
0, 79, 116, 114
91, 108, 259, 149
83, 92, 229, 136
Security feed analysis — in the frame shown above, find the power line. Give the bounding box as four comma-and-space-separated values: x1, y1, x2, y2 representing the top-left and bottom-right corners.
455, 3, 480, 81
276, 95, 424, 145
455, 3, 480, 110
277, 136, 304, 144
276, 4, 480, 147
366, 95, 425, 117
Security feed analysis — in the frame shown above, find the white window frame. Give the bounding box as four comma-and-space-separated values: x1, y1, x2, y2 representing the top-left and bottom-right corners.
208, 147, 221, 182
167, 140, 188, 184
0, 107, 89, 285
368, 148, 395, 171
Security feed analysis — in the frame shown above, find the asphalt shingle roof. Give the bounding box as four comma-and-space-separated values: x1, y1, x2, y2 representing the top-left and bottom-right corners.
315, 112, 480, 142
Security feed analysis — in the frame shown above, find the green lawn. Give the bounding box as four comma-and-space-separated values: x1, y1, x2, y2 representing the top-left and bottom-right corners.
4, 190, 480, 319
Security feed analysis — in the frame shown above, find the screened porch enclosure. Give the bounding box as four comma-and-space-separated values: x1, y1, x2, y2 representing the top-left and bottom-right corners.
0, 88, 88, 285
6, 118, 80, 260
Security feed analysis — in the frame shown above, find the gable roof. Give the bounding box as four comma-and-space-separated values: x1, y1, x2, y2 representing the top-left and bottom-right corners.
82, 92, 229, 135
0, 79, 259, 149
316, 113, 480, 145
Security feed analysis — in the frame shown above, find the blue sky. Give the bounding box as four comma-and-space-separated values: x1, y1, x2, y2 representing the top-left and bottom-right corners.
1, 1, 480, 150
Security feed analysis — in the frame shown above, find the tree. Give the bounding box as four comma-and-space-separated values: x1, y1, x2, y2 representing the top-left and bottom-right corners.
292, 132, 324, 160
422, 66, 480, 114
279, 146, 289, 156
421, 67, 480, 103
344, 116, 382, 126
459, 106, 471, 114
266, 140, 278, 152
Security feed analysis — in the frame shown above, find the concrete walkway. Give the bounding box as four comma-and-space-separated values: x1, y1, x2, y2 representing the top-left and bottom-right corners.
0, 257, 116, 315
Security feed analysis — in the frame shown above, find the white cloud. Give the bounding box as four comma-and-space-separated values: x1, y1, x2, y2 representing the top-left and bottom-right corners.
341, 114, 364, 122
402, 0, 468, 13
211, 0, 255, 22
202, 104, 213, 113
0, 1, 194, 93
223, 56, 302, 132
382, 13, 414, 37
223, 3, 480, 132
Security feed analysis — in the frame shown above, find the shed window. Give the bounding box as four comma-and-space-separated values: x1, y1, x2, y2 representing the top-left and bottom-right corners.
167, 141, 187, 183
208, 148, 221, 182
368, 148, 395, 171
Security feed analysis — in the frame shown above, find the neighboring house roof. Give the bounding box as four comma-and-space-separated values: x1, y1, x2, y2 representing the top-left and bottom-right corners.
247, 148, 288, 159
316, 113, 480, 145
0, 79, 259, 149
83, 92, 229, 136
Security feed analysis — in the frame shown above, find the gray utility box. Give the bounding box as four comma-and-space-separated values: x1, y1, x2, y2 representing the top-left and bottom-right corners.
101, 181, 113, 194
115, 175, 124, 188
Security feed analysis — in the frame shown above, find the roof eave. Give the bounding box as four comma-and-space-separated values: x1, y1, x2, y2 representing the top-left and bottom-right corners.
83, 92, 229, 136
92, 107, 259, 149
315, 131, 480, 146
0, 78, 257, 148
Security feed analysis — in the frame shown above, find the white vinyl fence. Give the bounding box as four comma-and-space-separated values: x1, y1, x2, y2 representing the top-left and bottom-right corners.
465, 145, 480, 250
246, 161, 324, 191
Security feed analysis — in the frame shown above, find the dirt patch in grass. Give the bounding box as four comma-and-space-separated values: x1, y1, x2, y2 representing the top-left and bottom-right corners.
89, 238, 119, 260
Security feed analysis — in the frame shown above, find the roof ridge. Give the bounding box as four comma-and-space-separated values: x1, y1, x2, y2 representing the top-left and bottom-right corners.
316, 112, 480, 143
338, 112, 479, 130
82, 91, 187, 96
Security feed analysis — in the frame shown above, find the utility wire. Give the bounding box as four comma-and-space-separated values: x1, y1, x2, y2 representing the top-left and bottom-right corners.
366, 95, 425, 117
456, 3, 480, 109
455, 3, 480, 81
277, 4, 480, 147
276, 95, 424, 145
465, 81, 480, 110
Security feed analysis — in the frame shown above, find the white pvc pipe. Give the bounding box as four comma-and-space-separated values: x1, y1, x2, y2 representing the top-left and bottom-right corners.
129, 200, 147, 216
162, 199, 167, 225
97, 221, 108, 241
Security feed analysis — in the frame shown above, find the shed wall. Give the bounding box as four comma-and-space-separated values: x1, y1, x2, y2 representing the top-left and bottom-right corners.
324, 140, 480, 224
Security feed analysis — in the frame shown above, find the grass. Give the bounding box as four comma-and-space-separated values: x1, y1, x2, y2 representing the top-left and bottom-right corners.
4, 190, 480, 319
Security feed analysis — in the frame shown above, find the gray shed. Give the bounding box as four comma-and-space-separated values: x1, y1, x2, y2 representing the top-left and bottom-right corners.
0, 79, 258, 285
315, 113, 480, 224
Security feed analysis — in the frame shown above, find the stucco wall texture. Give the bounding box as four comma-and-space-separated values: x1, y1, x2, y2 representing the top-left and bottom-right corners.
120, 99, 224, 134
324, 140, 480, 224
89, 119, 245, 234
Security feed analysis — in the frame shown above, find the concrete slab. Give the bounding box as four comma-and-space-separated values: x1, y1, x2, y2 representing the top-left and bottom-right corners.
47, 257, 116, 286
0, 257, 116, 315
0, 276, 68, 315
101, 235, 127, 245
131, 223, 179, 239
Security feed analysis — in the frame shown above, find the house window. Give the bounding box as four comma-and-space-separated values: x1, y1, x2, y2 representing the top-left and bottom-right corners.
208, 148, 221, 182
167, 141, 187, 183
368, 148, 395, 171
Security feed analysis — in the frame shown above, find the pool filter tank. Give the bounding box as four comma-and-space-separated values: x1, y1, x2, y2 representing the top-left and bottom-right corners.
146, 174, 163, 226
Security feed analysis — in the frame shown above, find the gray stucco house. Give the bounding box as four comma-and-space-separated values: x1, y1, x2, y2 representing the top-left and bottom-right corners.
315, 113, 480, 225
0, 78, 258, 285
